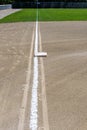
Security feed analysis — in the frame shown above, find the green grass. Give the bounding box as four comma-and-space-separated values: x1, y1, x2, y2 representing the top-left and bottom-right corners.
0, 9, 87, 23
39, 9, 87, 21
0, 9, 36, 23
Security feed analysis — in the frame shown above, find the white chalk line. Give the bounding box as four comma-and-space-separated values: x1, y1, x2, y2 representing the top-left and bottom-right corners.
35, 21, 39, 55
18, 27, 35, 130
29, 56, 38, 130
29, 21, 39, 130
39, 29, 50, 130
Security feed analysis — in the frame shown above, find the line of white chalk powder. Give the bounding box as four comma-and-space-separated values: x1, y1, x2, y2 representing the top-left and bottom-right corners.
30, 21, 39, 130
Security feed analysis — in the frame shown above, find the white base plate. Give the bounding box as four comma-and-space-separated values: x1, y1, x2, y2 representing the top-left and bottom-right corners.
35, 52, 47, 57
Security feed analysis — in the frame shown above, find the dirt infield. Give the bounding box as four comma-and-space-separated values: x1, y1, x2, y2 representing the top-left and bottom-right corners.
40, 21, 87, 130
0, 22, 34, 130
0, 21, 87, 130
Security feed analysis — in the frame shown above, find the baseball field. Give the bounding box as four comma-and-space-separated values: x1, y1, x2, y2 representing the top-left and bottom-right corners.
0, 9, 87, 130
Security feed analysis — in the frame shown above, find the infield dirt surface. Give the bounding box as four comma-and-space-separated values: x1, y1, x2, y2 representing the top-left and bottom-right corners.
0, 21, 87, 130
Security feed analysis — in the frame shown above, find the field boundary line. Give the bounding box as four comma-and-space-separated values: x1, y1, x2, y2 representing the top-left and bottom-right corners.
39, 28, 50, 130
29, 19, 39, 130
18, 25, 35, 130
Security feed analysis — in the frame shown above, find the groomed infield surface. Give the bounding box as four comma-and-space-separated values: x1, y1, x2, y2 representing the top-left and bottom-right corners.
0, 9, 87, 130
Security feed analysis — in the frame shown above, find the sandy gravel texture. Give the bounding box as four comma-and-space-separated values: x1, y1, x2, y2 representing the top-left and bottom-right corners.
0, 22, 34, 130
40, 21, 87, 130
0, 9, 21, 19
1, 21, 87, 130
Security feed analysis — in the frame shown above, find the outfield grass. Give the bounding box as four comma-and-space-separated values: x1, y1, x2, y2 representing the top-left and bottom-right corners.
0, 9, 36, 23
0, 9, 87, 23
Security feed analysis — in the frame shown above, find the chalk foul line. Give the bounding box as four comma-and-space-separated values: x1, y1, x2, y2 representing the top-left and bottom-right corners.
29, 21, 39, 130
29, 20, 48, 130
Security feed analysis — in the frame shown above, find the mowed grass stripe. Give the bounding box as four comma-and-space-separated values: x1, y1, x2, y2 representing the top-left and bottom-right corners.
1, 9, 87, 23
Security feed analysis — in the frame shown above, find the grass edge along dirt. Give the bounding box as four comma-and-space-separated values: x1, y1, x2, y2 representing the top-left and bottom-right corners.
1, 9, 87, 23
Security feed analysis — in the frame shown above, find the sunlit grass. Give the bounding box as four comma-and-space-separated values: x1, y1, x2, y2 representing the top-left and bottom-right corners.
0, 9, 87, 23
